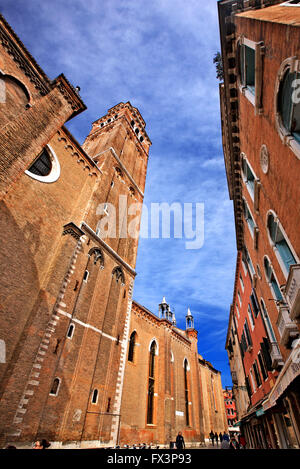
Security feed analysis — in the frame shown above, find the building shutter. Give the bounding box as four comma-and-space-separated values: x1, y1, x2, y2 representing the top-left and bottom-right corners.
261, 338, 273, 372
276, 239, 296, 271
245, 45, 255, 93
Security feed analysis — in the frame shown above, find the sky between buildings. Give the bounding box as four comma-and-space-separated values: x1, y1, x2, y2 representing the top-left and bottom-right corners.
1, 0, 237, 387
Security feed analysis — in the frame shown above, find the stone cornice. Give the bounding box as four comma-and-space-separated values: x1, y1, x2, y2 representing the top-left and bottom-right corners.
52, 74, 87, 119
132, 300, 191, 346
80, 222, 137, 278
0, 14, 51, 95
62, 222, 85, 240
93, 146, 144, 198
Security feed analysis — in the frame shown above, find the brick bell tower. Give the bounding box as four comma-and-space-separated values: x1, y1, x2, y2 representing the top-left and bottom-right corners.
0, 102, 151, 448
52, 102, 152, 447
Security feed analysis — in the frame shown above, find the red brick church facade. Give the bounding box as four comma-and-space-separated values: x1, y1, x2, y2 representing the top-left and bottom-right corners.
0, 14, 226, 448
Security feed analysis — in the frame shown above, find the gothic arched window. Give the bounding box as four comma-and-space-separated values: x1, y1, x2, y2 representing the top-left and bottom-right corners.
147, 341, 157, 424
184, 359, 190, 426
128, 331, 137, 362
50, 378, 61, 396
112, 267, 125, 285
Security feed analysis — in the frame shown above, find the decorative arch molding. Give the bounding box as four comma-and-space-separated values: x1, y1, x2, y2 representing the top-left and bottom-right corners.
274, 56, 300, 159
0, 71, 31, 100
88, 247, 105, 268
148, 338, 159, 356
112, 266, 125, 285
183, 357, 190, 371
25, 144, 61, 183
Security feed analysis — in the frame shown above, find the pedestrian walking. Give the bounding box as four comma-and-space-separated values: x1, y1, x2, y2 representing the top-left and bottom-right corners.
175, 432, 185, 450
219, 432, 223, 443
209, 430, 215, 447
214, 432, 219, 446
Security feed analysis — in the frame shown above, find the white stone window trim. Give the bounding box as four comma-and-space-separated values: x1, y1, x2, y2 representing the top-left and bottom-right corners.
91, 388, 99, 405
237, 290, 242, 308
274, 57, 300, 160
241, 153, 261, 211
237, 36, 264, 112
265, 209, 299, 280
242, 196, 256, 239
247, 304, 255, 331
281, 1, 300, 6
149, 338, 159, 356
263, 254, 283, 306
240, 274, 245, 292
244, 247, 255, 279
183, 358, 190, 371
25, 144, 61, 183
49, 377, 61, 397
260, 297, 277, 343
236, 302, 240, 319
67, 323, 75, 339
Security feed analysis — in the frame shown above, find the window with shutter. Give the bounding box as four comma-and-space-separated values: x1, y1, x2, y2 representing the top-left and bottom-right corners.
261, 338, 273, 372
267, 213, 296, 274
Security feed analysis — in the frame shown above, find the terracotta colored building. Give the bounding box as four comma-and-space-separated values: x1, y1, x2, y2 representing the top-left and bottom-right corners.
219, 0, 300, 449
223, 387, 238, 431
0, 14, 227, 448
120, 299, 227, 447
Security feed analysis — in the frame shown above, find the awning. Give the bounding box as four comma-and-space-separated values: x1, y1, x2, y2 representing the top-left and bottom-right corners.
263, 340, 300, 412
239, 397, 268, 423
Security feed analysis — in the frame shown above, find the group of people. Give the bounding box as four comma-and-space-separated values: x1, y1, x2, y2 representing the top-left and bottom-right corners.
209, 430, 246, 449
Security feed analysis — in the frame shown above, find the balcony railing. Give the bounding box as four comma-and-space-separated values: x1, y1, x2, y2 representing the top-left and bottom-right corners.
285, 264, 300, 321
269, 341, 284, 368
276, 304, 299, 348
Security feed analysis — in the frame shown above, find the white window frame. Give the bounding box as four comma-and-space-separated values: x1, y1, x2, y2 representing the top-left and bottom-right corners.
49, 377, 61, 396
240, 274, 245, 292
67, 323, 75, 339
237, 290, 242, 308
237, 36, 264, 113
274, 57, 300, 160
83, 270, 89, 283
91, 388, 99, 404
243, 197, 256, 238
263, 255, 283, 304
266, 209, 299, 279
247, 305, 255, 331
281, 1, 300, 6
25, 144, 61, 183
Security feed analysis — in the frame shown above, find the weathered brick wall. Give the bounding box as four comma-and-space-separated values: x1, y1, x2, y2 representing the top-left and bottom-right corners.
235, 15, 300, 362
119, 303, 204, 446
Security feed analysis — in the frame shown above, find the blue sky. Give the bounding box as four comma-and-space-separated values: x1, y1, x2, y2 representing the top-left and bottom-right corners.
1, 0, 237, 386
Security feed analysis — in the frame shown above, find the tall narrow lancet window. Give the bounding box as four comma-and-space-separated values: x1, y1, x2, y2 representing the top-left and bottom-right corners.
49, 378, 60, 396
184, 359, 190, 426
128, 331, 136, 362
147, 341, 156, 424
